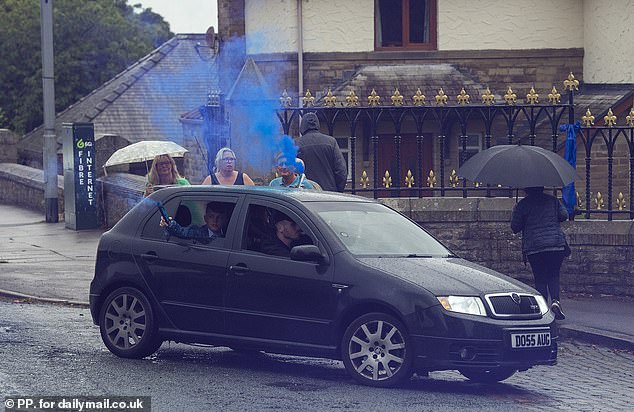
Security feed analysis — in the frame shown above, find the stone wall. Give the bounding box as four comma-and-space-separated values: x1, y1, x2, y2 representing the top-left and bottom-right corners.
0, 163, 64, 219
381, 197, 634, 297
96, 173, 145, 228
1, 165, 632, 296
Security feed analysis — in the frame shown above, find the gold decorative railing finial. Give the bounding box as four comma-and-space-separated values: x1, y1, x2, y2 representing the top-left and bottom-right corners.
427, 170, 437, 187
526, 87, 539, 105
616, 192, 626, 210
324, 88, 337, 107
563, 72, 580, 91
604, 108, 617, 127
391, 88, 404, 106
457, 88, 470, 105
504, 87, 517, 105
368, 88, 381, 106
383, 170, 392, 188
435, 88, 448, 105
412, 88, 426, 106
576, 191, 583, 209
595, 192, 604, 210
405, 170, 415, 188
481, 87, 495, 105
302, 89, 315, 107
360, 170, 369, 188
548, 86, 561, 104
449, 169, 459, 187
346, 90, 359, 107
582, 108, 595, 127
279, 89, 292, 108
626, 105, 634, 126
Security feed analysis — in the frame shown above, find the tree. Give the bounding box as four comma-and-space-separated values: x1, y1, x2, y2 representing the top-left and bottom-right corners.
0, 0, 173, 135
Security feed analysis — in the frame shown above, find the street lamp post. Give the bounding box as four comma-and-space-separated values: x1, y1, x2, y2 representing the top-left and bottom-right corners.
40, 0, 58, 222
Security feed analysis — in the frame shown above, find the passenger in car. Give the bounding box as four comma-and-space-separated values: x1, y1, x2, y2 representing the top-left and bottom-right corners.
260, 212, 312, 257
160, 201, 230, 240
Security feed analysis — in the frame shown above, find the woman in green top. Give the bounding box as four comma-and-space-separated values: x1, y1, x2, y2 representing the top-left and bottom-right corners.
144, 154, 189, 197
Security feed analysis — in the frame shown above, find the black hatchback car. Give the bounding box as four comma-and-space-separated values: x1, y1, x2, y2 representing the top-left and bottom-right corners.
90, 186, 557, 387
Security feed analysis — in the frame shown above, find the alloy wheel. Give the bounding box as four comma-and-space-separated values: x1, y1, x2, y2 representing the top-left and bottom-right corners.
99, 287, 160, 358
343, 313, 412, 386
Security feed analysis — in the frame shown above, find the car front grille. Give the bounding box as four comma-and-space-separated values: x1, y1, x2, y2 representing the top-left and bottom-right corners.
485, 293, 541, 318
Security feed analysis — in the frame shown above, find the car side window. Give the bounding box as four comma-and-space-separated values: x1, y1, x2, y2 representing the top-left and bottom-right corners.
163, 199, 236, 249
242, 204, 314, 258
140, 197, 181, 240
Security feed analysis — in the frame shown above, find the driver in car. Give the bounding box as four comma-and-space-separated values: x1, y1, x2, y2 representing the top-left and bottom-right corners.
160, 201, 228, 240
260, 212, 312, 257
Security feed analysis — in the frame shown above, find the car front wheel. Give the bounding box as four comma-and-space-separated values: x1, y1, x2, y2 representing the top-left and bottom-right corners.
459, 367, 517, 383
341, 313, 413, 387
99, 287, 161, 358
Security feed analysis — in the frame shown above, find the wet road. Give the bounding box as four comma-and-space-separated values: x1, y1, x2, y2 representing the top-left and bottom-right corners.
1, 298, 632, 411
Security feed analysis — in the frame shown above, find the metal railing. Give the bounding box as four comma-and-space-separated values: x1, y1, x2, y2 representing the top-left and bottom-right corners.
274, 74, 634, 220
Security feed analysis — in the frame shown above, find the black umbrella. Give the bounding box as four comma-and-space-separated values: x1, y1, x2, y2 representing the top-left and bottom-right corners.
458, 144, 576, 188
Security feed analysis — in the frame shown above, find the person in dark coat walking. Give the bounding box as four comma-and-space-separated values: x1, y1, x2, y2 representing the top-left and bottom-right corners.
511, 186, 570, 320
297, 112, 347, 192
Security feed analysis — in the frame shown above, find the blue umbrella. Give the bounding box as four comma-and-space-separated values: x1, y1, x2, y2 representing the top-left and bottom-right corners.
559, 121, 580, 218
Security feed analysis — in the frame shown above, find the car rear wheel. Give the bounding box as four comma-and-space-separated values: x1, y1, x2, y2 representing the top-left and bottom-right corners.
341, 313, 413, 387
99, 287, 161, 358
459, 367, 517, 383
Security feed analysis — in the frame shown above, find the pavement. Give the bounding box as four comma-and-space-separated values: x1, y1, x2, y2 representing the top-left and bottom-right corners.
1, 203, 633, 352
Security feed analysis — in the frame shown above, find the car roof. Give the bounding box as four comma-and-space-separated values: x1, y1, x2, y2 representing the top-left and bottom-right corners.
150, 185, 376, 204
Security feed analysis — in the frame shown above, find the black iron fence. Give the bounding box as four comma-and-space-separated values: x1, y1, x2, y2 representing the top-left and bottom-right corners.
276, 74, 634, 220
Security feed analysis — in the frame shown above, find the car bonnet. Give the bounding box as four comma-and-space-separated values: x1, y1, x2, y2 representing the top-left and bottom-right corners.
357, 257, 532, 296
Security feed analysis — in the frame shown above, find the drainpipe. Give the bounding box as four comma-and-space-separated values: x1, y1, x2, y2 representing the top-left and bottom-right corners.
297, 0, 304, 110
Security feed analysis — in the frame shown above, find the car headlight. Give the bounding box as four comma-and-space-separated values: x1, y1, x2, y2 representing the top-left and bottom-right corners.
534, 294, 549, 315
437, 296, 487, 316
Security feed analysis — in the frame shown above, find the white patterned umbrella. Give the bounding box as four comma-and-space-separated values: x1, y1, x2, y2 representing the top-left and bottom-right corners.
104, 141, 188, 167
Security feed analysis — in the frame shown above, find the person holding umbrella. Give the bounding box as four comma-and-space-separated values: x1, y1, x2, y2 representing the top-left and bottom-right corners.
511, 186, 570, 320
459, 143, 576, 320
144, 154, 190, 197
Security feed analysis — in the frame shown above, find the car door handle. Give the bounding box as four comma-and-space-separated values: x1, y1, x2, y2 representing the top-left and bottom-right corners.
229, 264, 251, 275
140, 252, 158, 262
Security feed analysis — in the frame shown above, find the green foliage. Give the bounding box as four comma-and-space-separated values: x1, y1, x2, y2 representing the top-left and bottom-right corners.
0, 0, 173, 135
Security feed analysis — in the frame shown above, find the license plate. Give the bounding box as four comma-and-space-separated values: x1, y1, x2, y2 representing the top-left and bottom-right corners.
510, 332, 551, 348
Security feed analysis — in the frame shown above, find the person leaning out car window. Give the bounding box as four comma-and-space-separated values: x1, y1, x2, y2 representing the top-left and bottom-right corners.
160, 201, 231, 240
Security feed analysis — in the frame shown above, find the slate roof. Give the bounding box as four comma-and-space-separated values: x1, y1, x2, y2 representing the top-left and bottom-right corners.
322, 64, 497, 106
181, 57, 274, 122
522, 83, 634, 148
572, 84, 634, 123
20, 34, 215, 161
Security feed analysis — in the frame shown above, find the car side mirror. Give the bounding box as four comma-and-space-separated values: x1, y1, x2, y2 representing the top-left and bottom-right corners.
290, 244, 328, 264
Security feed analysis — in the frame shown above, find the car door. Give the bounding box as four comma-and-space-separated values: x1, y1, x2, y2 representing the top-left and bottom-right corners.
225, 197, 339, 347
134, 194, 242, 334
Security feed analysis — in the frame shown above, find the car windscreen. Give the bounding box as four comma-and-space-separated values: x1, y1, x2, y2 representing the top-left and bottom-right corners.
305, 202, 451, 257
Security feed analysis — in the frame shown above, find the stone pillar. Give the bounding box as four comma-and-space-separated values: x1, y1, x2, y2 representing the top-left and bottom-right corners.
0, 129, 18, 163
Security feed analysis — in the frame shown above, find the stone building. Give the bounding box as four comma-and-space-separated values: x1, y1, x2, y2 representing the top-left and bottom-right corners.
215, 0, 634, 204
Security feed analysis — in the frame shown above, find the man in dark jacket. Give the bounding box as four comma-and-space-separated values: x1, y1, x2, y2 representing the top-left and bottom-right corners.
297, 112, 347, 192
260, 212, 312, 258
